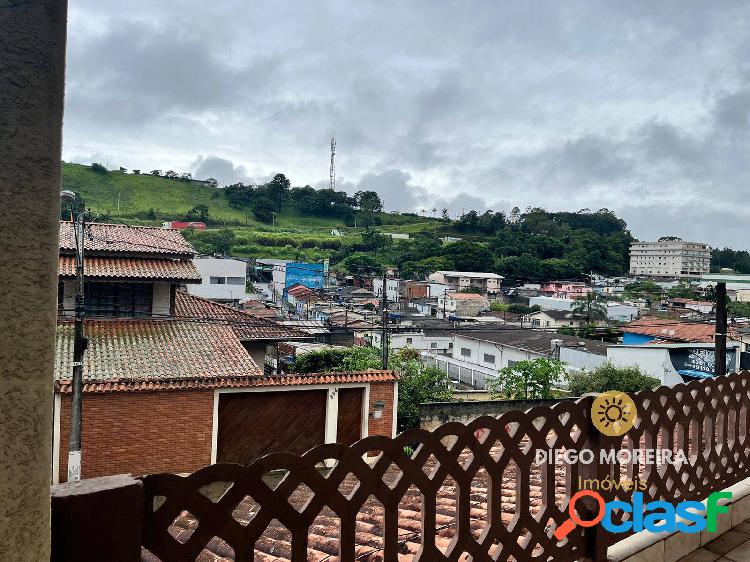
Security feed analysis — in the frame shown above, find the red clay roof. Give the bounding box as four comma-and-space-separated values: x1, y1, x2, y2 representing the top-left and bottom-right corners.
59, 256, 201, 281
175, 291, 312, 341
57, 370, 397, 393
54, 319, 262, 389
59, 221, 195, 256
622, 317, 727, 343
449, 293, 486, 300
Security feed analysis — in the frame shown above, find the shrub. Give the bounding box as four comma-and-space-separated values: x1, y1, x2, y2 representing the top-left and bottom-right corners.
567, 363, 660, 396
91, 162, 108, 174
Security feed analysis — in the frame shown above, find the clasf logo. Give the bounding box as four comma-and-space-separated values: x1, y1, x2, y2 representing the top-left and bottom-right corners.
554, 490, 732, 540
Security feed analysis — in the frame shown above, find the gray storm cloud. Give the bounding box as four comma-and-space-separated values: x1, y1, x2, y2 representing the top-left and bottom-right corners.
62, 0, 750, 247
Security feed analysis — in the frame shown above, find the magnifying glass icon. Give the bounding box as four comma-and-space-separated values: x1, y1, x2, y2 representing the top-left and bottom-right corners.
554, 490, 606, 541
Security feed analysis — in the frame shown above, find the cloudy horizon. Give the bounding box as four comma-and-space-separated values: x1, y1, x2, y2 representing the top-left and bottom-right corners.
63, 1, 750, 249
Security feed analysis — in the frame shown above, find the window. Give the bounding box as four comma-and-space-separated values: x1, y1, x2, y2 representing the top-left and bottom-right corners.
226, 277, 245, 285
406, 337, 413, 344
448, 343, 454, 349
210, 276, 226, 284
460, 348, 471, 357
431, 342, 437, 349
84, 282, 153, 317
483, 353, 495, 364
507, 360, 517, 367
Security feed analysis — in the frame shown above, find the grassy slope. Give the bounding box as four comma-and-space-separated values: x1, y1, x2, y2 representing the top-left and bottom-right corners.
62, 162, 439, 259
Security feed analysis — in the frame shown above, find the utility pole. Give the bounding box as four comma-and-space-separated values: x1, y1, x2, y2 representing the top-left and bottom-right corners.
62, 191, 88, 482
715, 282, 727, 378
381, 272, 389, 369
442, 288, 448, 319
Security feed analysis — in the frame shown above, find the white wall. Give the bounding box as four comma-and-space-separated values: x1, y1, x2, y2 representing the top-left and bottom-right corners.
391, 332, 453, 353
606, 346, 682, 386
188, 257, 247, 300
152, 281, 171, 316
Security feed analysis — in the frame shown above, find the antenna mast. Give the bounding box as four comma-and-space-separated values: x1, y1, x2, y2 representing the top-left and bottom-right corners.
329, 137, 336, 190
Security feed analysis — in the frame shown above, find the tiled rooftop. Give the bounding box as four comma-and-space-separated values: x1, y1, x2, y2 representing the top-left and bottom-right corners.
175, 291, 312, 341
59, 221, 196, 256
622, 317, 728, 343
54, 319, 262, 388
59, 256, 201, 281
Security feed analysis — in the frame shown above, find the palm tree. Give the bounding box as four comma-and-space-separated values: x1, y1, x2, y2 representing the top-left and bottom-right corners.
572, 293, 608, 323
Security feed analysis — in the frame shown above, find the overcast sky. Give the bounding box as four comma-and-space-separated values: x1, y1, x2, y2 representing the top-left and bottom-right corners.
63, 1, 750, 248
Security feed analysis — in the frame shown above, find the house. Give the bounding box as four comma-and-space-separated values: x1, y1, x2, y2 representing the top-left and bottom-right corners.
437, 293, 490, 318
373, 277, 401, 303
539, 281, 592, 299
422, 328, 608, 389
621, 317, 722, 345
389, 330, 454, 354
53, 222, 397, 482
529, 296, 638, 322
187, 256, 247, 302
670, 298, 714, 315
522, 309, 586, 329
428, 271, 503, 296
608, 342, 741, 386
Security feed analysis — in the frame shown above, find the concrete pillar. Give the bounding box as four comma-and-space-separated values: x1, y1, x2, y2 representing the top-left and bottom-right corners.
0, 0, 68, 559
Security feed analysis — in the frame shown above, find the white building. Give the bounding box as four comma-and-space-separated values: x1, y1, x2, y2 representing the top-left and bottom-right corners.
428, 271, 503, 295
373, 277, 401, 303
523, 310, 586, 329
422, 329, 608, 389
187, 256, 247, 302
529, 296, 638, 322
629, 239, 711, 278
389, 331, 454, 354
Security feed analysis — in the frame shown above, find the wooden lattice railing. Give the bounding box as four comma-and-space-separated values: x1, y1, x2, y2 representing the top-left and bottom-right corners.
140, 372, 750, 561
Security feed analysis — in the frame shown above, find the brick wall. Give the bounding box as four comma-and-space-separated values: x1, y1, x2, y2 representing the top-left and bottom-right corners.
367, 381, 396, 438
57, 390, 214, 481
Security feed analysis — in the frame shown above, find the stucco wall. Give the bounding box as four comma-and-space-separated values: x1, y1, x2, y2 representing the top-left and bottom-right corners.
0, 0, 68, 557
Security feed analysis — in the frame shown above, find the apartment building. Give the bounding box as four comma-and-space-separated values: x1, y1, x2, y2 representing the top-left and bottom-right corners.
629, 238, 711, 278
427, 271, 503, 295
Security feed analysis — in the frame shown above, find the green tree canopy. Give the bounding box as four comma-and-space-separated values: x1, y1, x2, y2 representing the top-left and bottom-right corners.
567, 363, 660, 395
488, 358, 564, 400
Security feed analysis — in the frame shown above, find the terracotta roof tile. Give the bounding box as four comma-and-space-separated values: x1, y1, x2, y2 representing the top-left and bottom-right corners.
59, 221, 195, 256
175, 291, 311, 341
59, 256, 201, 281
56, 370, 397, 393
54, 319, 261, 387
622, 317, 730, 343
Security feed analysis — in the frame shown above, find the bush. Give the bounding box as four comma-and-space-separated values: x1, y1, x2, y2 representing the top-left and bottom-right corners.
91, 162, 108, 174
567, 363, 660, 396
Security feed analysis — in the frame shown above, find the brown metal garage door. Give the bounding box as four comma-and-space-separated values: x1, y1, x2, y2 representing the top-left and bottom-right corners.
336, 388, 363, 446
217, 390, 326, 464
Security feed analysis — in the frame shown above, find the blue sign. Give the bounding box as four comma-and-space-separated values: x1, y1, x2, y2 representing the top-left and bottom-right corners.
285, 262, 325, 290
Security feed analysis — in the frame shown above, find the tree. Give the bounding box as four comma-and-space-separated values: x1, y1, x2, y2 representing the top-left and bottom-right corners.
266, 173, 290, 212
253, 197, 276, 223
179, 172, 192, 182
164, 170, 178, 179
186, 204, 209, 222
293, 346, 381, 374
150, 169, 162, 176
206, 177, 219, 188
571, 293, 607, 323
361, 228, 391, 252
394, 354, 453, 432
132, 169, 141, 175
354, 190, 383, 213
441, 241, 494, 272
488, 358, 564, 400
91, 162, 108, 174
567, 363, 659, 395
342, 252, 383, 275
441, 208, 450, 220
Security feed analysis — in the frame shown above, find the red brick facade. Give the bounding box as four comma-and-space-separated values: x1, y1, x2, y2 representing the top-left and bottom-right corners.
56, 380, 397, 481
57, 390, 214, 481
367, 381, 397, 438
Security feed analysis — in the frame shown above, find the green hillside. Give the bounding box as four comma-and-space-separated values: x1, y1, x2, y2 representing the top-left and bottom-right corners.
61, 162, 440, 262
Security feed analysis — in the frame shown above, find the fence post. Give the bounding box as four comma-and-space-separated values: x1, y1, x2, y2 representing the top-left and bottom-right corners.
51, 474, 143, 562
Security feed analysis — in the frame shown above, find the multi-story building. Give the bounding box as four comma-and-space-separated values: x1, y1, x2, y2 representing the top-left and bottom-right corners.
427, 271, 503, 295
629, 238, 711, 278
187, 256, 247, 303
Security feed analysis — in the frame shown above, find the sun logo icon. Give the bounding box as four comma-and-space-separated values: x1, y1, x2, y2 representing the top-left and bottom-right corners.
591, 391, 637, 437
